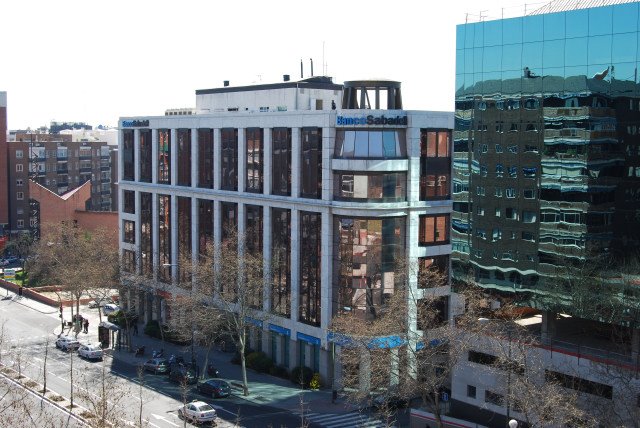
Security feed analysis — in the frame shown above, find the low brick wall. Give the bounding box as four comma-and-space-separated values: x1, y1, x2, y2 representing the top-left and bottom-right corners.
0, 280, 74, 307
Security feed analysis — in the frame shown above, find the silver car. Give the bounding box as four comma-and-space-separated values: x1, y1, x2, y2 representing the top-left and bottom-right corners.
78, 344, 103, 360
177, 400, 217, 424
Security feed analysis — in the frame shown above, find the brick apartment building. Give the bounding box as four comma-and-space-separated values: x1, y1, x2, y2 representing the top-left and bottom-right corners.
6, 133, 117, 236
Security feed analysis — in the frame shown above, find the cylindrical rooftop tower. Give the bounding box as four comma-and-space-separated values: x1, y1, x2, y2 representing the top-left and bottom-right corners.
341, 80, 402, 110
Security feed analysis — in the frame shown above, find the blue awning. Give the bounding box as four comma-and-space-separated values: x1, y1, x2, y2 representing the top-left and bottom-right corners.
268, 324, 291, 336
297, 332, 321, 345
244, 317, 263, 328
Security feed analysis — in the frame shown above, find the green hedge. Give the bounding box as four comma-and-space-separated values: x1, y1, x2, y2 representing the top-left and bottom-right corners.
246, 351, 273, 373
290, 366, 314, 388
269, 365, 289, 379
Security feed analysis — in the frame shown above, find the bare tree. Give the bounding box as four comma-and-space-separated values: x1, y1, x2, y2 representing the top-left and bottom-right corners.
28, 222, 119, 317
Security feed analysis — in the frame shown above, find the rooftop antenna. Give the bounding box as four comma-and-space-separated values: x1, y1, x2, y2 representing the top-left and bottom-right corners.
310, 58, 314, 77
479, 10, 487, 21
300, 58, 303, 79
322, 41, 325, 76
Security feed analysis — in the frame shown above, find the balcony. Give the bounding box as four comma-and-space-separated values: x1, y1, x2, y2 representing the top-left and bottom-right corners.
79, 167, 92, 173
100, 189, 111, 195
100, 165, 111, 172
56, 167, 69, 174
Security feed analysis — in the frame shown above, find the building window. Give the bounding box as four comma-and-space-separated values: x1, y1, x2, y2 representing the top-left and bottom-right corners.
177, 196, 192, 282
335, 130, 406, 159
17, 220, 24, 228
523, 188, 536, 199
298, 211, 322, 326
333, 216, 405, 319
16, 150, 23, 159
16, 192, 24, 200
123, 129, 134, 181
157, 129, 171, 184
485, 390, 504, 406
16, 164, 23, 172
495, 207, 501, 217
523, 211, 537, 223
221, 202, 237, 242
476, 186, 485, 196
245, 205, 263, 256
301, 128, 322, 199
272, 208, 291, 317
420, 129, 451, 200
495, 144, 503, 153
506, 188, 517, 198
494, 187, 502, 197
221, 128, 238, 191
495, 164, 504, 177
417, 296, 449, 328
300, 211, 321, 326
198, 129, 214, 189
177, 129, 192, 186
492, 228, 502, 241
246, 128, 263, 193
545, 370, 612, 399
123, 220, 135, 244
334, 172, 406, 201
123, 190, 135, 214
139, 129, 152, 183
140, 192, 153, 278
272, 128, 292, 196
418, 255, 448, 289
419, 214, 449, 246
158, 194, 171, 282
122, 249, 136, 273
198, 199, 214, 256
467, 385, 477, 399
522, 231, 535, 241
16, 179, 23, 186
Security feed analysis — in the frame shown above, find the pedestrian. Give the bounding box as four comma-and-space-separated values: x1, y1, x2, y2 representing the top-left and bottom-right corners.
84, 319, 89, 333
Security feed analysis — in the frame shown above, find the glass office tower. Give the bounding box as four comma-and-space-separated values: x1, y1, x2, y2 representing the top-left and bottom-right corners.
454, 2, 640, 313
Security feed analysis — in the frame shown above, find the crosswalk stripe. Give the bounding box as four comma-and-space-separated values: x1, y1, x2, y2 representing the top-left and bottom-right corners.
307, 413, 362, 423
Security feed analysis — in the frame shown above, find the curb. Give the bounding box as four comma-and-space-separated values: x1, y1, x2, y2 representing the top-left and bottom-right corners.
0, 363, 91, 426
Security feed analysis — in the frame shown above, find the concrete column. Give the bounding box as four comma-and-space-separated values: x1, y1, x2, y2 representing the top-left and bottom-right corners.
390, 347, 400, 387
170, 129, 177, 187
213, 128, 222, 191
290, 209, 300, 323
134, 129, 140, 182
151, 129, 158, 184
541, 311, 555, 342
359, 351, 371, 393
171, 194, 178, 283
263, 207, 272, 312
321, 126, 333, 201
320, 210, 332, 329
191, 197, 199, 288
118, 129, 125, 183
135, 191, 142, 275
191, 128, 198, 188
152, 193, 159, 281
264, 128, 272, 195
237, 128, 246, 192
291, 128, 300, 198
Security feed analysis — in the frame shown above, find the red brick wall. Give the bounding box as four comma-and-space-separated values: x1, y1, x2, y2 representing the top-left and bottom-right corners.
0, 105, 8, 227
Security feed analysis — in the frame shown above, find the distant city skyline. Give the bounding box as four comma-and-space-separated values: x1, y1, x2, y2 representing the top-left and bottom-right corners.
1, 0, 537, 129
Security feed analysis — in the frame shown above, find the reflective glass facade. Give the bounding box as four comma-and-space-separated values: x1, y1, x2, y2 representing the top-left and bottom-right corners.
158, 129, 171, 184
333, 217, 405, 320
177, 129, 191, 187
123, 130, 134, 181
454, 3, 640, 306
139, 129, 152, 183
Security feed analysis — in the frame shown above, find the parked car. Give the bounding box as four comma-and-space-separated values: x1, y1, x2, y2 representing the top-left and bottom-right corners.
77, 343, 103, 360
55, 337, 81, 352
143, 358, 169, 374
177, 400, 217, 424
168, 365, 197, 384
196, 378, 231, 398
88, 298, 113, 309
102, 303, 121, 315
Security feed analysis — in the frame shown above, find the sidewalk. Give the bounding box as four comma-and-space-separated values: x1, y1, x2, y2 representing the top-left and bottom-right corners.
7, 290, 359, 416
105, 327, 359, 415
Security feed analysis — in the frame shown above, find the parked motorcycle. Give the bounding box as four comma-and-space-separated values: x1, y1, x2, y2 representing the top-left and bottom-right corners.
206, 364, 219, 377
134, 346, 145, 357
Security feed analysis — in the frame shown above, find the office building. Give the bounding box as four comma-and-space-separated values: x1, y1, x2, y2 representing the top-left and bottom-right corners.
0, 92, 8, 237
118, 77, 453, 385
453, 0, 640, 424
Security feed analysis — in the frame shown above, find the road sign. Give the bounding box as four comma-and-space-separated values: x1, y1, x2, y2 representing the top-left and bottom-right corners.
441, 392, 449, 402
3, 269, 15, 280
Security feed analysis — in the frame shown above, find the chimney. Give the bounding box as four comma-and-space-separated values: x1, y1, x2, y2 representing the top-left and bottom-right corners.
283, 74, 290, 82
310, 58, 314, 77
223, 80, 230, 87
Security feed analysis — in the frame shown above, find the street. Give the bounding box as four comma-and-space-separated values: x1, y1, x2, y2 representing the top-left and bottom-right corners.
0, 294, 392, 428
